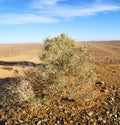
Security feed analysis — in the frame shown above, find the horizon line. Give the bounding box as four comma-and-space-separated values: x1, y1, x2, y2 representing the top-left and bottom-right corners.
0, 40, 120, 44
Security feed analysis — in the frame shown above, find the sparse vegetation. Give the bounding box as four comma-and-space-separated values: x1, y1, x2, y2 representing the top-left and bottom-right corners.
20, 33, 97, 105
40, 33, 97, 98
0, 40, 120, 124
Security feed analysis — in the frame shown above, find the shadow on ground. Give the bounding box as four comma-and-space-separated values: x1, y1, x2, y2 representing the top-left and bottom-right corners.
0, 61, 39, 67
0, 77, 16, 85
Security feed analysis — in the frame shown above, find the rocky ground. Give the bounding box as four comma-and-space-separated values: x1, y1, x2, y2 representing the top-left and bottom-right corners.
0, 41, 120, 125
0, 80, 119, 125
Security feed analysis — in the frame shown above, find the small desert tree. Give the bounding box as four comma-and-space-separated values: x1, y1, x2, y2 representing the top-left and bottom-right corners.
4, 33, 97, 107
40, 33, 96, 99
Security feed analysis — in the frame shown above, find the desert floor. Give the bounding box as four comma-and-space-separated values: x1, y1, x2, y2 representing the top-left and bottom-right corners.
0, 44, 43, 78
0, 41, 120, 124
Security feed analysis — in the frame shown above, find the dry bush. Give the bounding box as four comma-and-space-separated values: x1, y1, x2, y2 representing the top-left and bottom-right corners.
39, 33, 97, 100
22, 67, 53, 104
18, 33, 97, 106
16, 80, 35, 102
0, 78, 22, 106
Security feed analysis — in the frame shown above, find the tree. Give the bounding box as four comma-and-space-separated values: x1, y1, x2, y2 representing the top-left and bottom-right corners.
40, 33, 97, 99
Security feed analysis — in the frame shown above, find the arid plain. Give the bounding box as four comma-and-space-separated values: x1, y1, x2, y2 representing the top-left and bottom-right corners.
0, 41, 120, 124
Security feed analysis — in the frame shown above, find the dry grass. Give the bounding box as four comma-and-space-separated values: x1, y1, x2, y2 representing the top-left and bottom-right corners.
16, 80, 35, 102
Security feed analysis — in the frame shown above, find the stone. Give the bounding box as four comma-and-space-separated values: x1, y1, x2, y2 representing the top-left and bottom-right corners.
87, 111, 94, 116
37, 120, 42, 125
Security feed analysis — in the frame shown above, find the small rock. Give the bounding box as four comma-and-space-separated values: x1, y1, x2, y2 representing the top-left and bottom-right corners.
98, 116, 102, 121
70, 120, 73, 123
87, 111, 94, 116
57, 121, 60, 124
111, 97, 115, 102
37, 120, 42, 125
103, 120, 106, 123
96, 81, 105, 86
110, 114, 113, 118
19, 120, 23, 123
104, 89, 109, 93
100, 87, 108, 93
58, 106, 63, 109
106, 111, 109, 114
44, 118, 48, 122
114, 114, 117, 118
22, 110, 26, 114
90, 119, 93, 122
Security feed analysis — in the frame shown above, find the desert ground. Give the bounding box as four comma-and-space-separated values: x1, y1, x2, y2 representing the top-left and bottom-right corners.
0, 44, 43, 78
0, 41, 120, 124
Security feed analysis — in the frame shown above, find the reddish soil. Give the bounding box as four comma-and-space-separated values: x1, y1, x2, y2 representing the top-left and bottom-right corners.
0, 41, 120, 125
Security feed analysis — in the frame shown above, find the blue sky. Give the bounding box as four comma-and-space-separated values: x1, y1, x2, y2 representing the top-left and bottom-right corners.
0, 0, 120, 43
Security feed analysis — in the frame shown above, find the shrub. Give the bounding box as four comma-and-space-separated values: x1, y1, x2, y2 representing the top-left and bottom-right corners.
19, 33, 97, 105
16, 80, 35, 102
39, 33, 97, 99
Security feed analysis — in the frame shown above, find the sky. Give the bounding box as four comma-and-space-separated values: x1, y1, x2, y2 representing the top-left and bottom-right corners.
0, 0, 120, 43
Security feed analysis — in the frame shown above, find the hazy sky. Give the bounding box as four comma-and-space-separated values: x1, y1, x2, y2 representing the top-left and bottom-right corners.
0, 0, 120, 43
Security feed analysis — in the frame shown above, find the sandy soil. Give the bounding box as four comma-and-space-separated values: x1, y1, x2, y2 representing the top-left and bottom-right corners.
0, 44, 43, 62
0, 41, 120, 124
0, 44, 43, 78
1, 41, 119, 79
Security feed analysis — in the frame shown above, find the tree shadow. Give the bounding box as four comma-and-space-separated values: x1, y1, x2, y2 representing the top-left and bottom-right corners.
0, 77, 16, 85
0, 61, 39, 67
0, 77, 18, 108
